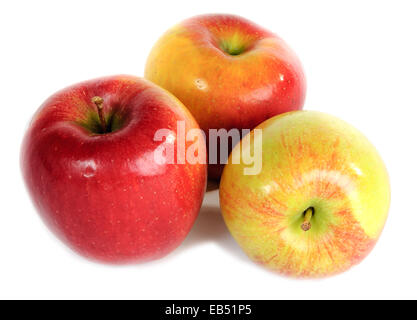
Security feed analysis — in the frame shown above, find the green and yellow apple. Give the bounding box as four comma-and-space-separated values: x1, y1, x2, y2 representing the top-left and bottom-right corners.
219, 111, 390, 278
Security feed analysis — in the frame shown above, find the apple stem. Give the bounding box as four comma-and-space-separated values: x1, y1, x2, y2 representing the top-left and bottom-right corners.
301, 207, 313, 231
91, 96, 106, 133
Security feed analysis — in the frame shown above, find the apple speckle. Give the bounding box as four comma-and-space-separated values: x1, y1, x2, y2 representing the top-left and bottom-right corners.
194, 78, 208, 90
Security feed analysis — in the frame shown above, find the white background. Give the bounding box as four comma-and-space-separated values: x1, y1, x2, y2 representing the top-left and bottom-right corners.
1, 0, 416, 299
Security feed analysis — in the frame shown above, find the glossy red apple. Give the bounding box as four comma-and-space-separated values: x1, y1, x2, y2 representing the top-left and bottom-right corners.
21, 75, 207, 263
145, 14, 306, 179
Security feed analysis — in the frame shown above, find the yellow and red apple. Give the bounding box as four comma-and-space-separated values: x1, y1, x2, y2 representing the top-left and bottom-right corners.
219, 111, 390, 277
145, 14, 306, 179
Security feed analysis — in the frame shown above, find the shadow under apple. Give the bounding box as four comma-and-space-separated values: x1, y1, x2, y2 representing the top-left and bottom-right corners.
175, 190, 249, 262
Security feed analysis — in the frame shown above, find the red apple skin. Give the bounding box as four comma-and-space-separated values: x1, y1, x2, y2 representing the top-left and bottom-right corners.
21, 75, 207, 263
145, 14, 306, 179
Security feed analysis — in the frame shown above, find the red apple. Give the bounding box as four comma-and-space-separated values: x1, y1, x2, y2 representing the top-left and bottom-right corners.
145, 14, 306, 179
21, 75, 207, 263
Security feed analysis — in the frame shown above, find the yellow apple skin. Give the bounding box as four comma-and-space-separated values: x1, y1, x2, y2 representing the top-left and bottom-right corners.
219, 111, 390, 278
145, 14, 306, 179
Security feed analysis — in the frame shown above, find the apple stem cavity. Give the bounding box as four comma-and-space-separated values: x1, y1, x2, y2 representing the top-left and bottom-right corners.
91, 96, 107, 133
301, 207, 314, 232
